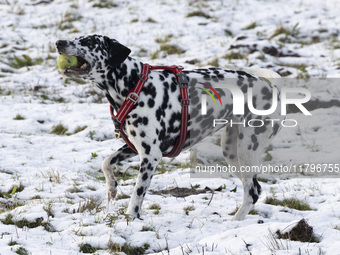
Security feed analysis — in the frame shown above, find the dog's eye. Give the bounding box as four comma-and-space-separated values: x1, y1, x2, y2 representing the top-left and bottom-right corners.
80, 37, 96, 47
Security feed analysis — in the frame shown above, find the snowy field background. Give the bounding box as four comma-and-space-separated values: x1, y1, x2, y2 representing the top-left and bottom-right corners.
1, 0, 340, 254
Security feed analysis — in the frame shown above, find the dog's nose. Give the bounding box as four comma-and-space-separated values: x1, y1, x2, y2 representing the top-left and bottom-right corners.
56, 40, 68, 48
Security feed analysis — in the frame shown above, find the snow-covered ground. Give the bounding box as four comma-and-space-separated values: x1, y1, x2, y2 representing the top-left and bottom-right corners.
1, 0, 340, 254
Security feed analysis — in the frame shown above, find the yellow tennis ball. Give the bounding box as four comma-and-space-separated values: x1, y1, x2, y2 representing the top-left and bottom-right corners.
57, 54, 78, 69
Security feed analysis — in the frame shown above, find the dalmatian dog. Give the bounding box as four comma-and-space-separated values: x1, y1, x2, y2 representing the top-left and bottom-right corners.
56, 34, 283, 221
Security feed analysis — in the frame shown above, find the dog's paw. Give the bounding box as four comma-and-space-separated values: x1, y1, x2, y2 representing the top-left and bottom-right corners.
106, 174, 118, 202
107, 188, 117, 202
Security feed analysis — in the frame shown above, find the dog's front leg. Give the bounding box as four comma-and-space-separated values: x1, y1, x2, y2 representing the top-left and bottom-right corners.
125, 146, 162, 220
102, 144, 137, 201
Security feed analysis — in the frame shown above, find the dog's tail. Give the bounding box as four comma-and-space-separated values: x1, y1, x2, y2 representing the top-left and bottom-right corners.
242, 67, 281, 79
224, 64, 282, 86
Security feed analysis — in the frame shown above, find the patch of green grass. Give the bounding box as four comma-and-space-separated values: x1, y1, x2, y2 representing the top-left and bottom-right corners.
157, 161, 171, 174
88, 130, 96, 140
74, 125, 87, 134
207, 58, 219, 67
86, 185, 96, 191
43, 202, 55, 218
223, 51, 244, 61
257, 177, 277, 184
160, 44, 185, 55
183, 205, 195, 215
288, 64, 310, 79
94, 174, 105, 182
64, 77, 87, 85
244, 21, 257, 30
79, 243, 98, 253
1, 214, 15, 225
39, 95, 67, 103
185, 59, 201, 66
224, 29, 233, 37
1, 215, 51, 230
155, 35, 172, 44
115, 171, 135, 182
58, 10, 83, 31
30, 195, 42, 199
180, 161, 191, 169
16, 247, 29, 255
186, 11, 211, 19
191, 184, 200, 189
116, 193, 130, 200
8, 240, 18, 246
265, 197, 312, 211
92, 0, 118, 8
256, 53, 266, 61
104, 212, 121, 227
51, 97, 66, 103
10, 55, 43, 69
152, 37, 184, 58
151, 51, 159, 59
13, 114, 25, 120
287, 64, 307, 72
0, 200, 24, 213
145, 17, 156, 23
91, 152, 98, 159
266, 144, 273, 152
230, 206, 258, 215
269, 23, 300, 40
249, 209, 259, 215
13, 218, 44, 229
78, 197, 103, 215
141, 225, 156, 232
279, 63, 309, 78
108, 241, 149, 255
42, 169, 62, 184
1, 184, 24, 199
51, 123, 68, 135
66, 185, 82, 194
148, 203, 160, 215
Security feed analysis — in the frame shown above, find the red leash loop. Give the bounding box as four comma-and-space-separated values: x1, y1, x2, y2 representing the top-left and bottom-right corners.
110, 64, 189, 158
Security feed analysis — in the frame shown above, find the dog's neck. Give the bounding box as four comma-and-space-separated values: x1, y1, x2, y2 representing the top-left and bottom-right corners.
91, 56, 144, 109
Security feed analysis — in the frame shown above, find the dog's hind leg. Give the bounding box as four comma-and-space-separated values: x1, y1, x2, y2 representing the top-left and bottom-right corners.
232, 176, 261, 221
234, 126, 270, 220
102, 144, 137, 201
221, 125, 262, 221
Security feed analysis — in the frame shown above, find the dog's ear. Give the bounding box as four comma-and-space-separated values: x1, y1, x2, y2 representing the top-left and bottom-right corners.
107, 38, 131, 68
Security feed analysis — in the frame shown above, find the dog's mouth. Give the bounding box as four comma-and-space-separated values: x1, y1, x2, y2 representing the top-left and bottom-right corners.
61, 55, 91, 76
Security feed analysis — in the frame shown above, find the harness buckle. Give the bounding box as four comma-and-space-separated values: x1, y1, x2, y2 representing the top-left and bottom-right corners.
181, 99, 190, 106
114, 129, 121, 139
177, 74, 189, 86
127, 92, 139, 104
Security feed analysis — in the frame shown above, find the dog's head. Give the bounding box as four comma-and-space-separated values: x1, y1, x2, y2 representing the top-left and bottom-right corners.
55, 34, 131, 80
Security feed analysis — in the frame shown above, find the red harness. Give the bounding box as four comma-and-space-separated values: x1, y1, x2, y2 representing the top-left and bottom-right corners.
110, 64, 189, 158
